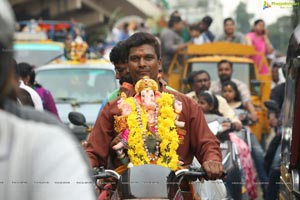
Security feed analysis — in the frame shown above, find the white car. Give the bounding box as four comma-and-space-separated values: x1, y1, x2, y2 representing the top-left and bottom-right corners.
35, 59, 118, 126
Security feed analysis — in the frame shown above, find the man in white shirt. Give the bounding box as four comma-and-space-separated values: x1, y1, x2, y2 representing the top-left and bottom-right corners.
210, 60, 258, 122
271, 63, 285, 89
186, 70, 242, 130
17, 63, 43, 110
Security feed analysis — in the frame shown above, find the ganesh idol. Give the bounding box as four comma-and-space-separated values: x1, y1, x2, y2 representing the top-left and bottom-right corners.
112, 76, 185, 171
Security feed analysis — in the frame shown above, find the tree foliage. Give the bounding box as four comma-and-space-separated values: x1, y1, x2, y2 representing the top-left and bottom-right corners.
292, 0, 300, 28
235, 2, 254, 33
268, 16, 293, 54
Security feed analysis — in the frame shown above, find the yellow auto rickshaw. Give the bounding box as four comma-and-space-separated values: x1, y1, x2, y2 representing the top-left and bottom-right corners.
167, 42, 272, 141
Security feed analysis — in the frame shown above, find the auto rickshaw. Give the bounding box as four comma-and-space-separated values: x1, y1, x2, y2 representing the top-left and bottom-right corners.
279, 24, 300, 199
167, 42, 272, 141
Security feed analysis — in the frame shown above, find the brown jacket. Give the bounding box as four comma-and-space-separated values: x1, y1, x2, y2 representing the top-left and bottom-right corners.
86, 86, 222, 168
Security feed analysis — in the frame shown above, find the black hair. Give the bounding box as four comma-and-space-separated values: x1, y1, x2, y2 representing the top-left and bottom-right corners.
222, 80, 242, 102
254, 19, 264, 26
189, 24, 200, 32
125, 32, 161, 59
168, 15, 182, 28
171, 10, 180, 17
217, 59, 233, 69
109, 40, 127, 64
187, 70, 210, 88
17, 62, 33, 79
198, 91, 222, 115
202, 16, 213, 27
119, 73, 133, 85
272, 63, 282, 69
224, 17, 235, 25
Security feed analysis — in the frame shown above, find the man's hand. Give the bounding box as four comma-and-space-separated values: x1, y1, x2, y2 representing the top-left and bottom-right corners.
245, 101, 258, 123
249, 112, 258, 122
202, 160, 224, 180
232, 122, 242, 131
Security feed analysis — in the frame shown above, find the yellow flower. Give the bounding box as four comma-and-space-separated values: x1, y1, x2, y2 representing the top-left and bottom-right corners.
118, 92, 179, 170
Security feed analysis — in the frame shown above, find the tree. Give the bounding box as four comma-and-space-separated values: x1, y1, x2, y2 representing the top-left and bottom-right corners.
268, 16, 293, 54
293, 0, 300, 28
235, 2, 254, 33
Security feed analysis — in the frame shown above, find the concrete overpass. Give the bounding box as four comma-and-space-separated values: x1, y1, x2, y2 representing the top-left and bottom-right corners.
9, 0, 163, 29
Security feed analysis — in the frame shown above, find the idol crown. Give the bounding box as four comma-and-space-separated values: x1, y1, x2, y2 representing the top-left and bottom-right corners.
135, 76, 158, 93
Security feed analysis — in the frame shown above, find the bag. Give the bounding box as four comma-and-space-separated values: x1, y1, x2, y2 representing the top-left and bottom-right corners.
191, 157, 227, 200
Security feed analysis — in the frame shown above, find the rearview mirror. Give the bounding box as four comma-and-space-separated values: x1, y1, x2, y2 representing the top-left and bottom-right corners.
68, 112, 88, 127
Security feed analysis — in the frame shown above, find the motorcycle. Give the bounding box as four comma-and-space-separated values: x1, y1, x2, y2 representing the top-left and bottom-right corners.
205, 114, 250, 200
93, 164, 225, 200
69, 112, 228, 199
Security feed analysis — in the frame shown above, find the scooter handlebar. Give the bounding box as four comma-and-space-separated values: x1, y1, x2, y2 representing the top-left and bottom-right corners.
175, 166, 227, 181
92, 167, 120, 180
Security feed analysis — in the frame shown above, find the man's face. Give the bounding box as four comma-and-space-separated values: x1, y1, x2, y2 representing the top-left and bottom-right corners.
218, 62, 232, 82
199, 22, 208, 32
128, 44, 161, 83
224, 20, 235, 35
193, 73, 210, 93
114, 63, 128, 80
271, 67, 279, 83
174, 21, 184, 32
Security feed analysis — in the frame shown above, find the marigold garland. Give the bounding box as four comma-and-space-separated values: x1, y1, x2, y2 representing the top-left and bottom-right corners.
124, 92, 179, 170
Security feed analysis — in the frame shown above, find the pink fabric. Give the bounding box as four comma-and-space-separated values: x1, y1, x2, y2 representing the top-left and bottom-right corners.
121, 129, 129, 142
246, 32, 269, 75
229, 133, 257, 199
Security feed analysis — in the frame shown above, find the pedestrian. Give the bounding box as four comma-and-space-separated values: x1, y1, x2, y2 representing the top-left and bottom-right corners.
198, 16, 215, 42
160, 15, 187, 75
215, 17, 245, 44
29, 68, 60, 118
246, 19, 273, 74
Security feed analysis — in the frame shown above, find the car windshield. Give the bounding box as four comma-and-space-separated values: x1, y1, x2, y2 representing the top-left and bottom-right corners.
13, 43, 64, 67
35, 67, 117, 103
190, 62, 256, 89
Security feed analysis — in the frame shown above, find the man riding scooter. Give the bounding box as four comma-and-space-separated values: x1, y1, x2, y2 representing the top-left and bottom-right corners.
86, 32, 224, 199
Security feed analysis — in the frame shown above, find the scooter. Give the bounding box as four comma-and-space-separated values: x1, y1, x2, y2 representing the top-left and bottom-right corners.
205, 114, 248, 200
69, 112, 228, 199
93, 164, 224, 200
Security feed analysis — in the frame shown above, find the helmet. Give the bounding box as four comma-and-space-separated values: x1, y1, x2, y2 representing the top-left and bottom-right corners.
0, 0, 15, 97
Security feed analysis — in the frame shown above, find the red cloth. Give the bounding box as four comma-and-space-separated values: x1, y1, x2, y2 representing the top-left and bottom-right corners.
39, 23, 70, 32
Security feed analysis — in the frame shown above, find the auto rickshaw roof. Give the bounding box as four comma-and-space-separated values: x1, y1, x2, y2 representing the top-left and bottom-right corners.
187, 55, 254, 64
186, 42, 257, 57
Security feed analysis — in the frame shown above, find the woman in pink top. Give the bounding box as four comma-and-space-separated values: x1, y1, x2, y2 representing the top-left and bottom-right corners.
246, 19, 273, 74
